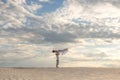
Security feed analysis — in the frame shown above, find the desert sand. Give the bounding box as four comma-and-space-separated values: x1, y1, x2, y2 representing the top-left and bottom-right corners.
0, 67, 120, 80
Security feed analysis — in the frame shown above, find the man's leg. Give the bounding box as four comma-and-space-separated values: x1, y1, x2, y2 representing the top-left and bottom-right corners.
56, 60, 59, 68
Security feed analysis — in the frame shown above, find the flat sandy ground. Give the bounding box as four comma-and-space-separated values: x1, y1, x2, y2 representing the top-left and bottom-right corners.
0, 67, 120, 80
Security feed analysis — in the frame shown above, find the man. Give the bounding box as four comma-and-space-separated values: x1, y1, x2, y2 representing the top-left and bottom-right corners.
52, 50, 60, 68
52, 48, 68, 68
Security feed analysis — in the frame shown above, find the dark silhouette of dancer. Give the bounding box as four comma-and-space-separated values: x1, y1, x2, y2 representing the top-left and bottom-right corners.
52, 50, 60, 68
52, 48, 68, 68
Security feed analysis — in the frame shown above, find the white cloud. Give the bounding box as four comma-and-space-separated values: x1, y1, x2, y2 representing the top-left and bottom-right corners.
11, 0, 26, 4
26, 4, 42, 13
0, 0, 42, 29
0, 38, 20, 44
40, 0, 120, 39
39, 0, 51, 2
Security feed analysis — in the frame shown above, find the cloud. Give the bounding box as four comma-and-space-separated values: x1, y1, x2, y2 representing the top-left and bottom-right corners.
25, 3, 42, 14
0, 43, 54, 67
39, 0, 51, 2
41, 0, 120, 39
75, 0, 120, 5
1, 0, 120, 44
41, 31, 77, 43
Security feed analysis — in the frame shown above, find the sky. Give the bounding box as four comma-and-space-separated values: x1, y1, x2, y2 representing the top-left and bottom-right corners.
0, 0, 120, 68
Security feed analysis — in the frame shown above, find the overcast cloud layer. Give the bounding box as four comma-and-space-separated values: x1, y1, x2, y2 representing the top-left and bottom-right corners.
0, 0, 120, 67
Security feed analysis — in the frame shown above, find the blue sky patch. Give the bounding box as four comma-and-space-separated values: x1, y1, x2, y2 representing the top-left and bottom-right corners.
26, 0, 64, 15
37, 0, 64, 15
1, 0, 7, 3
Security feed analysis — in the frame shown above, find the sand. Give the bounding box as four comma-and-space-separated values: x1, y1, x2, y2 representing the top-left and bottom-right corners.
0, 67, 120, 80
